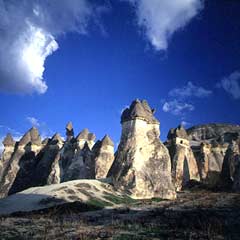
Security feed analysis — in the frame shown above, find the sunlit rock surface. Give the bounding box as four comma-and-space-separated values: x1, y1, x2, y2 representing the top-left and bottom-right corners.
92, 135, 114, 179
166, 125, 200, 191
108, 99, 176, 199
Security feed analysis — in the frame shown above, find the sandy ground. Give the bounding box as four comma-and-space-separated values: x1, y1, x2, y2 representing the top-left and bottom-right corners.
0, 190, 240, 239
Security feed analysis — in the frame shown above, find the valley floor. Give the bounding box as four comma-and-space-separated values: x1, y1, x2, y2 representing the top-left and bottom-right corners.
0, 190, 240, 240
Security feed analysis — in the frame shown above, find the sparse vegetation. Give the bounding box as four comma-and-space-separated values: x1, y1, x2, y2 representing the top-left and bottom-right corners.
87, 197, 113, 208
0, 191, 240, 239
103, 193, 138, 205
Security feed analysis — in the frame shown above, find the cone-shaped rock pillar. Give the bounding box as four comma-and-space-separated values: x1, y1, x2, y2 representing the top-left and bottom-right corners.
108, 99, 176, 199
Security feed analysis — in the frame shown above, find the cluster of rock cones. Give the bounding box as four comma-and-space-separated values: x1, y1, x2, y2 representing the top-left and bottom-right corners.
0, 99, 240, 200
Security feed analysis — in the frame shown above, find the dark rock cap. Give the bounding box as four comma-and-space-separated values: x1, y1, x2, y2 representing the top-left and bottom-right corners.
2, 133, 15, 147
167, 125, 189, 140
29, 127, 42, 145
121, 99, 159, 124
66, 122, 74, 138
19, 131, 31, 146
76, 129, 96, 141
88, 133, 96, 141
76, 128, 89, 140
101, 135, 114, 147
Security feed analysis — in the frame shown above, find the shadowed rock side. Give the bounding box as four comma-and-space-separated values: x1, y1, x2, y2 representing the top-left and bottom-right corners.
196, 142, 226, 186
108, 99, 176, 199
0, 128, 42, 198
33, 134, 64, 186
59, 127, 96, 182
0, 122, 115, 198
220, 139, 240, 191
165, 125, 200, 191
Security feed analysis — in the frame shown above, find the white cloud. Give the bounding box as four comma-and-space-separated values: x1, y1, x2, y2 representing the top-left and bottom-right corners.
217, 71, 240, 99
181, 120, 191, 127
163, 81, 211, 116
127, 0, 203, 50
0, 0, 103, 94
26, 116, 40, 127
163, 100, 194, 115
169, 81, 212, 99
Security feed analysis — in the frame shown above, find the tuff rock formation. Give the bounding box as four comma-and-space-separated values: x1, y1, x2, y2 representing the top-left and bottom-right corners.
76, 128, 96, 150
0, 128, 42, 198
165, 125, 200, 191
187, 124, 240, 186
108, 99, 176, 199
0, 104, 239, 200
34, 133, 64, 186
60, 127, 96, 182
220, 139, 240, 190
66, 122, 74, 141
187, 124, 240, 143
0, 134, 15, 181
92, 135, 114, 179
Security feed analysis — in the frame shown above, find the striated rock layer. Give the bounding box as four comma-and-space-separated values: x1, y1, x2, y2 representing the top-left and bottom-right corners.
108, 99, 176, 199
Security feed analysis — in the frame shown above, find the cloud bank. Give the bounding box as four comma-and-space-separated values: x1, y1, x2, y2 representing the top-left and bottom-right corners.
217, 71, 240, 99
0, 0, 98, 94
163, 100, 194, 115
26, 116, 40, 127
169, 81, 212, 99
127, 0, 203, 50
163, 81, 211, 116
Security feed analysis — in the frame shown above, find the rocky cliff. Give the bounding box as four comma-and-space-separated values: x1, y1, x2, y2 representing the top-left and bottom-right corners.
186, 123, 240, 187
108, 99, 176, 199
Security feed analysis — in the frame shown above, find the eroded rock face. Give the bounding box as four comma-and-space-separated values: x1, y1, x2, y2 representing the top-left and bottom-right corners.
108, 99, 176, 199
0, 128, 42, 198
66, 122, 74, 141
186, 124, 239, 187
187, 124, 240, 143
195, 142, 226, 186
92, 135, 114, 179
59, 128, 96, 182
166, 125, 200, 191
0, 134, 16, 182
34, 134, 64, 186
220, 140, 240, 190
76, 128, 96, 150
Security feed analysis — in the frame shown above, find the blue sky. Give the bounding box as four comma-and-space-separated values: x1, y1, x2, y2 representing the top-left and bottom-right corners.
0, 0, 240, 151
